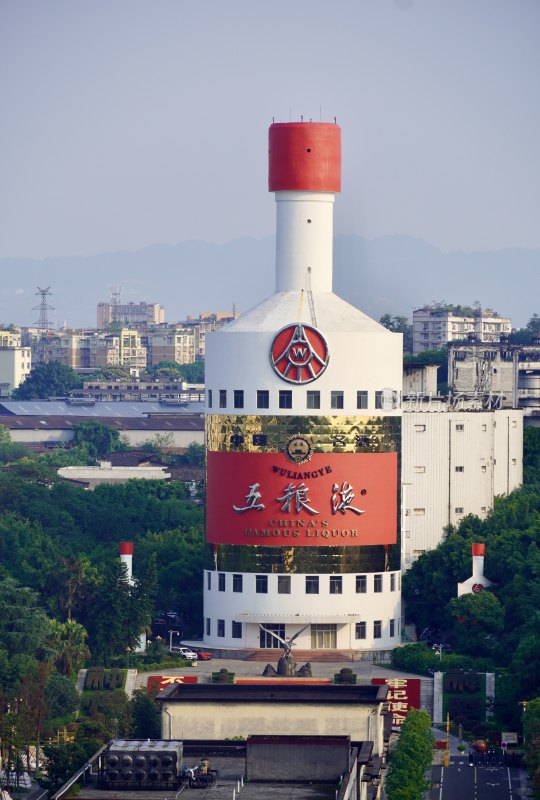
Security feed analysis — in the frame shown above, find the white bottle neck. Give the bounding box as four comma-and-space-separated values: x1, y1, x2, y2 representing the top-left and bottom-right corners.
274, 191, 335, 293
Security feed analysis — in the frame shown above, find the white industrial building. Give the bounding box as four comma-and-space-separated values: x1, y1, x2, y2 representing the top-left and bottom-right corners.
401, 406, 523, 564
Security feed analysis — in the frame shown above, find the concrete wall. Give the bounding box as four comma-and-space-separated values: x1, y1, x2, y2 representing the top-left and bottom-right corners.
246, 737, 350, 782
161, 701, 385, 756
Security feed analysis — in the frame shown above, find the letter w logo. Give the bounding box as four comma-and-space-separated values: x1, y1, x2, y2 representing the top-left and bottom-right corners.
292, 347, 307, 358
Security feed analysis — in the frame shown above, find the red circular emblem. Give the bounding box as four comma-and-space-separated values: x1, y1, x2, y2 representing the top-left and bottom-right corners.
472, 583, 484, 594
270, 324, 329, 384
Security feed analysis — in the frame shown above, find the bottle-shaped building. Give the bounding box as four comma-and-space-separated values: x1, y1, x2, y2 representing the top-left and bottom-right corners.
203, 122, 403, 655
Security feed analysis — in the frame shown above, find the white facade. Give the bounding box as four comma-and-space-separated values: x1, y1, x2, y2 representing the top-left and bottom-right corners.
0, 347, 32, 397
203, 123, 402, 657
203, 569, 402, 652
401, 408, 523, 563
413, 307, 511, 355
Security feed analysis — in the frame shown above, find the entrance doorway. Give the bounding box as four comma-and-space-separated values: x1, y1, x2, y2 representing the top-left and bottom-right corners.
259, 624, 285, 648
310, 624, 337, 649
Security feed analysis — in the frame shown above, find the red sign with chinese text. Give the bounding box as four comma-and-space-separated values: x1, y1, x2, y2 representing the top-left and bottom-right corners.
147, 675, 198, 694
206, 451, 398, 546
371, 678, 421, 727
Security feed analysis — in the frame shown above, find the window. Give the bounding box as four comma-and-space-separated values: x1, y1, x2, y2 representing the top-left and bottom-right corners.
331, 391, 344, 409
455, 466, 464, 472
374, 574, 382, 593
306, 575, 319, 594
279, 390, 292, 409
207, 572, 211, 590
375, 391, 383, 409
311, 624, 336, 649
414, 466, 426, 474
390, 573, 396, 592
219, 389, 227, 408
414, 424, 426, 432
217, 619, 225, 637
355, 622, 366, 640
233, 390, 244, 409
373, 620, 382, 639
455, 507, 464, 514
208, 389, 213, 408
329, 576, 342, 594
231, 621, 242, 639
218, 572, 225, 592
481, 465, 487, 472
413, 508, 425, 515
390, 619, 395, 637
356, 575, 367, 593
356, 390, 368, 409
278, 575, 291, 594
307, 390, 320, 409
233, 574, 243, 593
205, 618, 211, 636
255, 575, 268, 594
257, 390, 269, 409
456, 424, 464, 431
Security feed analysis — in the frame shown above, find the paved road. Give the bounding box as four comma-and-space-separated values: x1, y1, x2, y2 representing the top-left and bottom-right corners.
430, 761, 530, 800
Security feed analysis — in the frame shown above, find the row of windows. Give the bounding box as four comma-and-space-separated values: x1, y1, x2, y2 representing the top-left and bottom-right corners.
412, 507, 468, 515
209, 572, 398, 594
206, 619, 397, 641
355, 619, 398, 639
205, 618, 242, 638
207, 389, 393, 410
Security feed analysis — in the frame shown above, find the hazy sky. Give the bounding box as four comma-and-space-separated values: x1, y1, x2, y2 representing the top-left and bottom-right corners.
1, 0, 539, 259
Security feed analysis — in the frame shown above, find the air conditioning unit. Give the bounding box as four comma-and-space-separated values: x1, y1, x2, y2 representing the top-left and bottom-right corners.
102, 740, 182, 786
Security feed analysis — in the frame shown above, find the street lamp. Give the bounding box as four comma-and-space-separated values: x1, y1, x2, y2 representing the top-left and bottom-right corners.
432, 643, 444, 661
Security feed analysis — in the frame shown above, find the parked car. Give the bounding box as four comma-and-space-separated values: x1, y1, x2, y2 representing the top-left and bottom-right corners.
170, 646, 198, 660
196, 650, 213, 661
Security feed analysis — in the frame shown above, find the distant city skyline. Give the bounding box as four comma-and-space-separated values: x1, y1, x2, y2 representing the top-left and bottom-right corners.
1, 0, 539, 262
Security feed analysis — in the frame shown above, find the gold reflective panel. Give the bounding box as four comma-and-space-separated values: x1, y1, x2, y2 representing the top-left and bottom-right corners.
215, 542, 401, 574
206, 415, 401, 454
207, 414, 401, 574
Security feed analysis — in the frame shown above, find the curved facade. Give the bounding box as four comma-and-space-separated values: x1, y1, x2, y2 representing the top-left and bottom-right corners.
203, 122, 403, 655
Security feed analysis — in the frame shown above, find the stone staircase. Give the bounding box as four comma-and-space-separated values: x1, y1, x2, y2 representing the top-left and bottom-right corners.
124, 669, 138, 697
244, 649, 352, 663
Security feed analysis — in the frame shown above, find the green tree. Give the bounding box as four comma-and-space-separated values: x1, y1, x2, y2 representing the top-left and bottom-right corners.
0, 425, 33, 464
0, 578, 49, 657
385, 709, 433, 800
379, 314, 413, 353
44, 672, 80, 719
12, 361, 82, 399
129, 689, 161, 738
523, 697, 540, 796
72, 420, 124, 458
87, 365, 132, 382
449, 591, 504, 657
46, 618, 91, 675
183, 441, 205, 466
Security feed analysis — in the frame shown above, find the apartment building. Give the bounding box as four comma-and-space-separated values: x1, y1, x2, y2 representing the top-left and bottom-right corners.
413, 305, 511, 355
97, 301, 165, 328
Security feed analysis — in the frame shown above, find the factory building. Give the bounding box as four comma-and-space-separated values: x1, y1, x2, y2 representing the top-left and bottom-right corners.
203, 122, 402, 657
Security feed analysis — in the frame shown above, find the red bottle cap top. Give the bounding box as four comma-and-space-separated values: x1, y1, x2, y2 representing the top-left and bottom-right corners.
269, 122, 341, 192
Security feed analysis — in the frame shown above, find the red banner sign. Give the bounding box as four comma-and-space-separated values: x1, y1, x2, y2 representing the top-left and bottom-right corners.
147, 675, 198, 693
371, 678, 421, 727
207, 451, 398, 546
